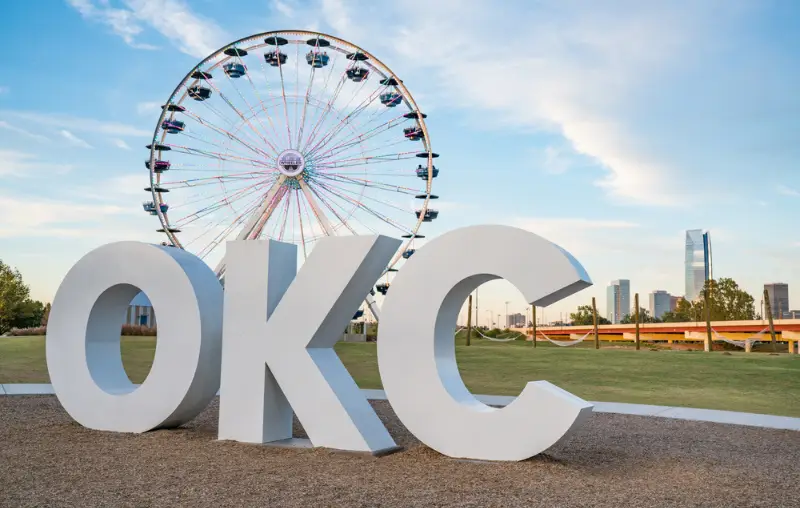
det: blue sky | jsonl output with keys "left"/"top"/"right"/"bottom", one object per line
{"left": 0, "top": 0, "right": 798, "bottom": 325}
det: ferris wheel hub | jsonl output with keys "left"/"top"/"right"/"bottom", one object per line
{"left": 277, "top": 149, "right": 306, "bottom": 178}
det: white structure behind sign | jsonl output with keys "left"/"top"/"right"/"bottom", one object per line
{"left": 44, "top": 225, "right": 593, "bottom": 461}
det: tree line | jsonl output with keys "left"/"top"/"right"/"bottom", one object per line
{"left": 0, "top": 259, "right": 49, "bottom": 335}
{"left": 569, "top": 278, "right": 757, "bottom": 325}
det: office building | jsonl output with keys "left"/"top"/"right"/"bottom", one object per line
{"left": 606, "top": 279, "right": 630, "bottom": 324}
{"left": 670, "top": 295, "right": 681, "bottom": 311}
{"left": 649, "top": 290, "right": 672, "bottom": 319}
{"left": 507, "top": 313, "right": 525, "bottom": 328}
{"left": 685, "top": 229, "right": 712, "bottom": 301}
{"left": 764, "top": 283, "right": 789, "bottom": 319}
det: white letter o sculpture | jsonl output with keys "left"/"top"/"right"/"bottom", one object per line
{"left": 378, "top": 225, "right": 595, "bottom": 461}
{"left": 46, "top": 242, "right": 223, "bottom": 433}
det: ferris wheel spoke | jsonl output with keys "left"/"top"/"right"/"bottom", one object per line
{"left": 304, "top": 83, "right": 386, "bottom": 156}
{"left": 170, "top": 179, "right": 272, "bottom": 227}
{"left": 181, "top": 109, "right": 277, "bottom": 163}
{"left": 314, "top": 138, "right": 410, "bottom": 168}
{"left": 300, "top": 69, "right": 367, "bottom": 153}
{"left": 160, "top": 170, "right": 270, "bottom": 189}
{"left": 276, "top": 52, "right": 293, "bottom": 148}
{"left": 295, "top": 189, "right": 310, "bottom": 259}
{"left": 220, "top": 58, "right": 283, "bottom": 156}
{"left": 201, "top": 78, "right": 281, "bottom": 157}
{"left": 311, "top": 179, "right": 411, "bottom": 235}
{"left": 309, "top": 114, "right": 408, "bottom": 162}
{"left": 312, "top": 175, "right": 416, "bottom": 218}
{"left": 179, "top": 86, "right": 273, "bottom": 155}
{"left": 300, "top": 179, "right": 358, "bottom": 236}
{"left": 312, "top": 172, "right": 420, "bottom": 195}
{"left": 165, "top": 143, "right": 274, "bottom": 168}
{"left": 315, "top": 151, "right": 419, "bottom": 169}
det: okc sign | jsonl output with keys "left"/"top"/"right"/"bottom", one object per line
{"left": 45, "top": 225, "right": 594, "bottom": 462}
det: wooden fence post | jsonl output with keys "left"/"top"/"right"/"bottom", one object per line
{"left": 634, "top": 293, "right": 640, "bottom": 351}
{"left": 466, "top": 294, "right": 473, "bottom": 347}
{"left": 592, "top": 297, "right": 599, "bottom": 349}
{"left": 704, "top": 285, "right": 713, "bottom": 352}
{"left": 764, "top": 289, "right": 776, "bottom": 353}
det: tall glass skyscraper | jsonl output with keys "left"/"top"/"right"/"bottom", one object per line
{"left": 649, "top": 290, "right": 672, "bottom": 320}
{"left": 685, "top": 229, "right": 711, "bottom": 301}
{"left": 606, "top": 279, "right": 630, "bottom": 324}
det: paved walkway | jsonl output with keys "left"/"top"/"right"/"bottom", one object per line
{"left": 3, "top": 384, "right": 799, "bottom": 431}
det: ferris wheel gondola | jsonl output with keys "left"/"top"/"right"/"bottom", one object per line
{"left": 144, "top": 30, "right": 439, "bottom": 321}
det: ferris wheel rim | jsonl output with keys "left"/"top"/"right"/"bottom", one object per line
{"left": 146, "top": 29, "right": 437, "bottom": 276}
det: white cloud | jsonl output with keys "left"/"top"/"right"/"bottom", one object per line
{"left": 0, "top": 150, "right": 73, "bottom": 177}
{"left": 136, "top": 101, "right": 162, "bottom": 116}
{"left": 0, "top": 121, "right": 49, "bottom": 142}
{"left": 0, "top": 86, "right": 8, "bottom": 94}
{"left": 300, "top": 0, "right": 755, "bottom": 206}
{"left": 111, "top": 138, "right": 132, "bottom": 150}
{"left": 123, "top": 0, "right": 229, "bottom": 58}
{"left": 67, "top": 0, "right": 228, "bottom": 58}
{"left": 66, "top": 0, "right": 158, "bottom": 50}
{"left": 777, "top": 184, "right": 799, "bottom": 197}
{"left": 60, "top": 129, "right": 93, "bottom": 149}
{"left": 273, "top": 0, "right": 294, "bottom": 17}
{"left": 0, "top": 110, "right": 150, "bottom": 137}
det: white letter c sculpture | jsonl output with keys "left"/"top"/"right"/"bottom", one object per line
{"left": 46, "top": 242, "right": 223, "bottom": 433}
{"left": 378, "top": 225, "right": 594, "bottom": 461}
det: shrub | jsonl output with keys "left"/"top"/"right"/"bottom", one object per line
{"left": 6, "top": 325, "right": 157, "bottom": 336}
{"left": 121, "top": 324, "right": 157, "bottom": 336}
{"left": 7, "top": 326, "right": 46, "bottom": 336}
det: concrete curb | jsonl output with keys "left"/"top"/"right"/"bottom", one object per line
{"left": 2, "top": 384, "right": 799, "bottom": 432}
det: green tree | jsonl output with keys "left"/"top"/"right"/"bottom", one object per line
{"left": 660, "top": 278, "right": 756, "bottom": 323}
{"left": 11, "top": 299, "right": 45, "bottom": 329}
{"left": 569, "top": 305, "right": 611, "bottom": 326}
{"left": 41, "top": 302, "right": 51, "bottom": 326}
{"left": 696, "top": 278, "right": 756, "bottom": 321}
{"left": 620, "top": 307, "right": 660, "bottom": 324}
{"left": 0, "top": 260, "right": 31, "bottom": 334}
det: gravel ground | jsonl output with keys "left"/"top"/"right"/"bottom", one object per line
{"left": 1, "top": 396, "right": 798, "bottom": 507}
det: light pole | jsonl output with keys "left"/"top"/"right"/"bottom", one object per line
{"left": 485, "top": 310, "right": 492, "bottom": 328}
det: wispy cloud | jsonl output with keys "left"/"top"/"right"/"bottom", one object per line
{"left": 0, "top": 150, "right": 73, "bottom": 177}
{"left": 302, "top": 0, "right": 764, "bottom": 207}
{"left": 136, "top": 101, "right": 162, "bottom": 116}
{"left": 66, "top": 0, "right": 158, "bottom": 50}
{"left": 0, "top": 86, "right": 9, "bottom": 94}
{"left": 123, "top": 0, "right": 229, "bottom": 58}
{"left": 0, "top": 110, "right": 150, "bottom": 137}
{"left": 777, "top": 184, "right": 800, "bottom": 197}
{"left": 111, "top": 138, "right": 132, "bottom": 150}
{"left": 273, "top": 0, "right": 294, "bottom": 17}
{"left": 0, "top": 121, "right": 49, "bottom": 142}
{"left": 60, "top": 129, "right": 93, "bottom": 149}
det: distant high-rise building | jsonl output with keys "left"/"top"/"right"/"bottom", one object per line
{"left": 669, "top": 295, "right": 681, "bottom": 312}
{"left": 649, "top": 290, "right": 672, "bottom": 319}
{"left": 685, "top": 229, "right": 712, "bottom": 301}
{"left": 606, "top": 279, "right": 630, "bottom": 324}
{"left": 764, "top": 283, "right": 789, "bottom": 319}
{"left": 506, "top": 313, "right": 525, "bottom": 328}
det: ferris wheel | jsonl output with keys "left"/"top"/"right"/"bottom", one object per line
{"left": 142, "top": 30, "right": 440, "bottom": 320}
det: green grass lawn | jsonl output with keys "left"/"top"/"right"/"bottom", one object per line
{"left": 2, "top": 335, "right": 799, "bottom": 417}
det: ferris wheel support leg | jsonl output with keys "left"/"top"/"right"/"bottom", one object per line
{"left": 214, "top": 175, "right": 288, "bottom": 277}
{"left": 297, "top": 178, "right": 333, "bottom": 235}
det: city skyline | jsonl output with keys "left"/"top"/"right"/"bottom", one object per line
{"left": 1, "top": 1, "right": 799, "bottom": 322}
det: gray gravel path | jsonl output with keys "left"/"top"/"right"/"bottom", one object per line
{"left": 1, "top": 396, "right": 798, "bottom": 507}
